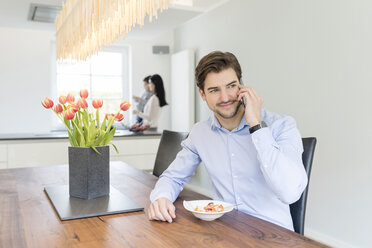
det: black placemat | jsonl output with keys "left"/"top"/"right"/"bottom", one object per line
{"left": 45, "top": 185, "right": 144, "bottom": 220}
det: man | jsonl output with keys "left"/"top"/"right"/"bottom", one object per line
{"left": 148, "top": 51, "right": 308, "bottom": 230}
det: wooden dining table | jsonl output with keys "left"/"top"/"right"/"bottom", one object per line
{"left": 0, "top": 161, "right": 329, "bottom": 248}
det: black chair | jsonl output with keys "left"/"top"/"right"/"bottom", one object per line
{"left": 290, "top": 137, "right": 317, "bottom": 235}
{"left": 152, "top": 130, "right": 189, "bottom": 177}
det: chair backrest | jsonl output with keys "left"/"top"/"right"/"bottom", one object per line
{"left": 290, "top": 137, "right": 317, "bottom": 235}
{"left": 152, "top": 130, "right": 189, "bottom": 177}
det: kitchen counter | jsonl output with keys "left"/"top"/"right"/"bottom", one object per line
{"left": 0, "top": 129, "right": 161, "bottom": 141}
{"left": 0, "top": 130, "right": 162, "bottom": 170}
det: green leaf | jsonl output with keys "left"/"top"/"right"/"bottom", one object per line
{"left": 87, "top": 120, "right": 97, "bottom": 146}
{"left": 63, "top": 119, "right": 77, "bottom": 146}
{"left": 93, "top": 129, "right": 105, "bottom": 146}
{"left": 91, "top": 146, "right": 101, "bottom": 155}
{"left": 103, "top": 127, "right": 116, "bottom": 145}
{"left": 105, "top": 116, "right": 115, "bottom": 132}
{"left": 110, "top": 142, "right": 119, "bottom": 154}
{"left": 72, "top": 119, "right": 85, "bottom": 146}
{"left": 101, "top": 117, "right": 107, "bottom": 131}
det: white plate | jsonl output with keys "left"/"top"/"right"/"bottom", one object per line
{"left": 183, "top": 200, "right": 234, "bottom": 221}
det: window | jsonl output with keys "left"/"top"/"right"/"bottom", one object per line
{"left": 54, "top": 46, "right": 130, "bottom": 127}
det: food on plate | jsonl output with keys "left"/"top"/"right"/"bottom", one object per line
{"left": 194, "top": 202, "right": 224, "bottom": 213}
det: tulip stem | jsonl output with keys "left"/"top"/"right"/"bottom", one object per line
{"left": 96, "top": 109, "right": 100, "bottom": 129}
{"left": 51, "top": 109, "right": 76, "bottom": 146}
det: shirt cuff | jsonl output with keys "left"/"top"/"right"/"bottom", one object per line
{"left": 251, "top": 127, "right": 280, "bottom": 152}
{"left": 150, "top": 190, "right": 174, "bottom": 203}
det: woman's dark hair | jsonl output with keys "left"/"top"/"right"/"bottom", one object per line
{"left": 149, "top": 74, "right": 168, "bottom": 107}
{"left": 143, "top": 75, "right": 151, "bottom": 83}
{"left": 195, "top": 51, "right": 242, "bottom": 91}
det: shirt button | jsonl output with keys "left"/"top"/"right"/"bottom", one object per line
{"left": 263, "top": 164, "right": 268, "bottom": 168}
{"left": 233, "top": 175, "right": 238, "bottom": 178}
{"left": 237, "top": 197, "right": 241, "bottom": 200}
{"left": 229, "top": 133, "right": 232, "bottom": 136}
{"left": 254, "top": 138, "right": 259, "bottom": 143}
{"left": 231, "top": 153, "right": 234, "bottom": 157}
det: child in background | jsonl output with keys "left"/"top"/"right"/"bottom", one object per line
{"left": 132, "top": 75, "right": 153, "bottom": 124}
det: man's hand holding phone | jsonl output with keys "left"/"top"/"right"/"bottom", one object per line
{"left": 148, "top": 197, "right": 176, "bottom": 223}
{"left": 237, "top": 85, "right": 263, "bottom": 127}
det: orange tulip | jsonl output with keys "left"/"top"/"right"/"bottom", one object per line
{"left": 54, "top": 104, "right": 63, "bottom": 113}
{"left": 68, "top": 103, "right": 79, "bottom": 113}
{"left": 41, "top": 97, "right": 54, "bottom": 109}
{"left": 59, "top": 95, "right": 67, "bottom": 104}
{"left": 106, "top": 113, "right": 115, "bottom": 120}
{"left": 115, "top": 113, "right": 124, "bottom": 122}
{"left": 80, "top": 89, "right": 88, "bottom": 99}
{"left": 66, "top": 93, "right": 75, "bottom": 103}
{"left": 77, "top": 98, "right": 88, "bottom": 109}
{"left": 120, "top": 101, "right": 131, "bottom": 111}
{"left": 63, "top": 109, "right": 75, "bottom": 120}
{"left": 92, "top": 99, "right": 103, "bottom": 109}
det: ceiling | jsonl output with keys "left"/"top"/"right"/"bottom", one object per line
{"left": 0, "top": 0, "right": 229, "bottom": 40}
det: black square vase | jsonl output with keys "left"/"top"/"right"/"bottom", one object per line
{"left": 68, "top": 146, "right": 110, "bottom": 200}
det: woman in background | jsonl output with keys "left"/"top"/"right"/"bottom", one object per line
{"left": 133, "top": 74, "right": 168, "bottom": 130}
{"left": 132, "top": 75, "right": 153, "bottom": 124}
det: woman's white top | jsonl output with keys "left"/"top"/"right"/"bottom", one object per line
{"left": 137, "top": 95, "right": 161, "bottom": 128}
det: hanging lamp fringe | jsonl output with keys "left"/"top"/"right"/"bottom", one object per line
{"left": 55, "top": 0, "right": 170, "bottom": 61}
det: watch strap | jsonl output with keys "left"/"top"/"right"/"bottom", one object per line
{"left": 249, "top": 123, "right": 262, "bottom": 134}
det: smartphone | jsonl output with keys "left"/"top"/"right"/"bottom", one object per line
{"left": 241, "top": 97, "right": 246, "bottom": 109}
{"left": 240, "top": 79, "right": 246, "bottom": 109}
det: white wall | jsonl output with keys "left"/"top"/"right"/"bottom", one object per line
{"left": 121, "top": 31, "right": 173, "bottom": 132}
{"left": 0, "top": 27, "right": 173, "bottom": 134}
{"left": 174, "top": 0, "right": 372, "bottom": 247}
{"left": 0, "top": 27, "right": 55, "bottom": 134}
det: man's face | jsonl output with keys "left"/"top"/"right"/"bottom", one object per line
{"left": 199, "top": 67, "right": 241, "bottom": 120}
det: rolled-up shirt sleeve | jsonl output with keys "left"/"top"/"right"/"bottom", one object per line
{"left": 150, "top": 133, "right": 201, "bottom": 203}
{"left": 251, "top": 116, "right": 308, "bottom": 204}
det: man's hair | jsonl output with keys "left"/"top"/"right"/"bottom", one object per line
{"left": 195, "top": 51, "right": 242, "bottom": 91}
{"left": 143, "top": 75, "right": 151, "bottom": 83}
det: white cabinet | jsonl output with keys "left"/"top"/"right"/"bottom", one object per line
{"left": 111, "top": 154, "right": 157, "bottom": 171}
{"left": 110, "top": 137, "right": 160, "bottom": 170}
{"left": 0, "top": 162, "right": 6, "bottom": 169}
{"left": 7, "top": 140, "right": 70, "bottom": 168}
{"left": 0, "top": 144, "right": 6, "bottom": 162}
{"left": 0, "top": 135, "right": 160, "bottom": 171}
{"left": 0, "top": 144, "right": 7, "bottom": 169}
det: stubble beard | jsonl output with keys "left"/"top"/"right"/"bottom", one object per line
{"left": 215, "top": 100, "right": 241, "bottom": 119}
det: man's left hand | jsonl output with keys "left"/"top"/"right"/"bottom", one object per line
{"left": 237, "top": 85, "right": 263, "bottom": 127}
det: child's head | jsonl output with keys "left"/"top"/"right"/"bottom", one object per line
{"left": 143, "top": 75, "right": 151, "bottom": 91}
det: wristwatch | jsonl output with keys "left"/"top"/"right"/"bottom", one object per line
{"left": 249, "top": 123, "right": 262, "bottom": 134}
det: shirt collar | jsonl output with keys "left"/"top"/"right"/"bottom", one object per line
{"left": 209, "top": 114, "right": 222, "bottom": 130}
{"left": 209, "top": 113, "right": 250, "bottom": 132}
{"left": 235, "top": 115, "right": 250, "bottom": 131}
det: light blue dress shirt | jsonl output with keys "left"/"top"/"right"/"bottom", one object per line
{"left": 150, "top": 109, "right": 308, "bottom": 230}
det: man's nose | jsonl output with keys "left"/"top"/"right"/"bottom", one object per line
{"left": 220, "top": 89, "right": 229, "bottom": 102}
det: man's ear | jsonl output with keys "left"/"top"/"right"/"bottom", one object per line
{"left": 198, "top": 88, "right": 206, "bottom": 101}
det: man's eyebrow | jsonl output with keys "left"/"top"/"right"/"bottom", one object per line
{"left": 206, "top": 80, "right": 238, "bottom": 91}
{"left": 226, "top": 80, "right": 238, "bottom": 86}
{"left": 206, "top": 86, "right": 218, "bottom": 91}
